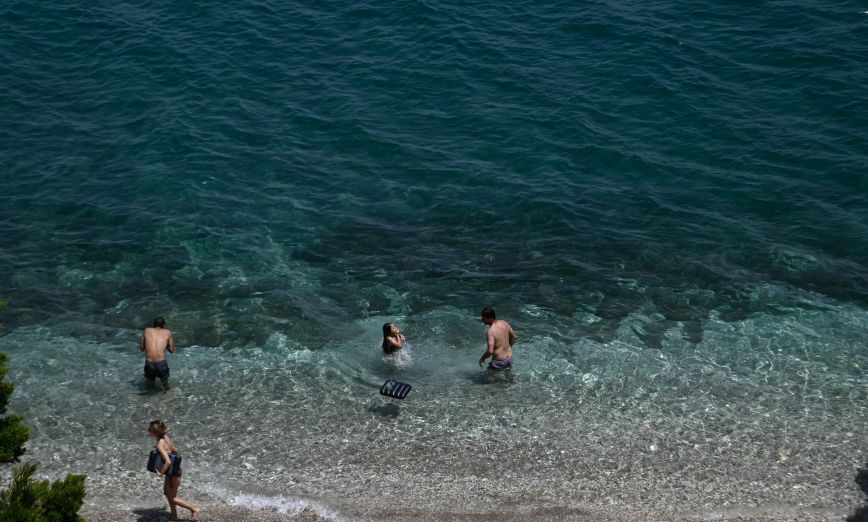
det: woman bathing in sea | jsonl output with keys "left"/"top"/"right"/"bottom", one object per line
{"left": 382, "top": 322, "right": 405, "bottom": 354}
{"left": 148, "top": 420, "right": 199, "bottom": 521}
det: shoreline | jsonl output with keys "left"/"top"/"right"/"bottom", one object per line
{"left": 80, "top": 504, "right": 329, "bottom": 521}
{"left": 79, "top": 501, "right": 853, "bottom": 522}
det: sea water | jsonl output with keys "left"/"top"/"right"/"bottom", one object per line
{"left": 0, "top": 1, "right": 866, "bottom": 520}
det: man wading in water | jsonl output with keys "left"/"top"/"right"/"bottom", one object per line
{"left": 478, "top": 307, "right": 517, "bottom": 383}
{"left": 141, "top": 317, "right": 175, "bottom": 390}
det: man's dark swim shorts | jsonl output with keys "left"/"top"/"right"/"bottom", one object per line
{"left": 144, "top": 360, "right": 170, "bottom": 380}
{"left": 487, "top": 358, "right": 513, "bottom": 372}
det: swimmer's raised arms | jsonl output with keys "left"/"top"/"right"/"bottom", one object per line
{"left": 382, "top": 322, "right": 405, "bottom": 354}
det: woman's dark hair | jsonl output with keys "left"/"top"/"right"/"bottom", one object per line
{"left": 149, "top": 420, "right": 168, "bottom": 438}
{"left": 481, "top": 308, "right": 496, "bottom": 320}
{"left": 154, "top": 317, "right": 166, "bottom": 328}
{"left": 382, "top": 323, "right": 393, "bottom": 336}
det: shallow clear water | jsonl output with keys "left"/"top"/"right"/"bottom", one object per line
{"left": 0, "top": 0, "right": 866, "bottom": 519}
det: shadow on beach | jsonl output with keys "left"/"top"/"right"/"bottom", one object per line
{"left": 848, "top": 462, "right": 868, "bottom": 522}
{"left": 367, "top": 402, "right": 401, "bottom": 418}
{"left": 132, "top": 507, "right": 172, "bottom": 521}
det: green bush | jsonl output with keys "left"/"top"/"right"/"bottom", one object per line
{"left": 0, "top": 352, "right": 28, "bottom": 461}
{"left": 0, "top": 461, "right": 86, "bottom": 522}
{"left": 0, "top": 302, "right": 87, "bottom": 520}
{"left": 0, "top": 415, "right": 29, "bottom": 462}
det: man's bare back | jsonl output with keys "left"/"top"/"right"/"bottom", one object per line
{"left": 485, "top": 320, "right": 516, "bottom": 361}
{"left": 141, "top": 317, "right": 175, "bottom": 390}
{"left": 141, "top": 326, "right": 174, "bottom": 362}
{"left": 478, "top": 307, "right": 517, "bottom": 370}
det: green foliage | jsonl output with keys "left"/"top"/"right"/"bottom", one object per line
{"left": 0, "top": 461, "right": 86, "bottom": 522}
{"left": 0, "top": 352, "right": 28, "bottom": 461}
{"left": 0, "top": 302, "right": 86, "bottom": 520}
{"left": 0, "top": 415, "right": 29, "bottom": 462}
{"left": 0, "top": 352, "right": 16, "bottom": 411}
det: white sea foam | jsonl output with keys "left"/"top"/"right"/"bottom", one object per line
{"left": 198, "top": 483, "right": 346, "bottom": 521}
{"left": 228, "top": 493, "right": 345, "bottom": 521}
{"left": 383, "top": 342, "right": 413, "bottom": 368}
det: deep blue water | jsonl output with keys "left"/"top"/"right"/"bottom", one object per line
{"left": 1, "top": 2, "right": 866, "bottom": 520}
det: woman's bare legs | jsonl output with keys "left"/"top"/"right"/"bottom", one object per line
{"left": 164, "top": 476, "right": 199, "bottom": 520}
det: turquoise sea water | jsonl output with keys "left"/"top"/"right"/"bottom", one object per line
{"left": 1, "top": 1, "right": 867, "bottom": 519}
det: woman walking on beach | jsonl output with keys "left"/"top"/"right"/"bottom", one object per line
{"left": 148, "top": 420, "right": 199, "bottom": 521}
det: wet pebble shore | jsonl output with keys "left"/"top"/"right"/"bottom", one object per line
{"left": 79, "top": 502, "right": 850, "bottom": 521}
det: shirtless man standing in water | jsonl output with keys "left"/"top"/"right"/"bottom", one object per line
{"left": 141, "top": 317, "right": 175, "bottom": 390}
{"left": 478, "top": 307, "right": 517, "bottom": 382}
